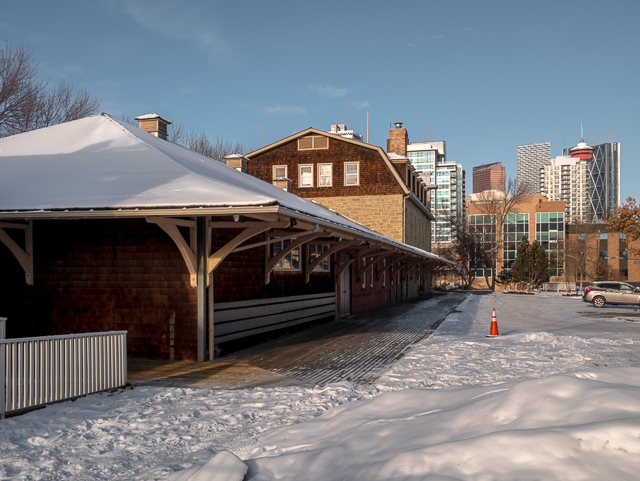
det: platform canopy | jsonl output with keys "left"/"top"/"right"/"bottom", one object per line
{"left": 0, "top": 114, "right": 451, "bottom": 265}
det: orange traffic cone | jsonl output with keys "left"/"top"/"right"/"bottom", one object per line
{"left": 488, "top": 307, "right": 499, "bottom": 337}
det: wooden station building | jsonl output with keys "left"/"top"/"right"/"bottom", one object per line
{"left": 0, "top": 114, "right": 451, "bottom": 362}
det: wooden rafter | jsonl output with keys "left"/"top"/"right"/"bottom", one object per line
{"left": 355, "top": 249, "right": 397, "bottom": 281}
{"left": 377, "top": 254, "right": 404, "bottom": 282}
{"left": 304, "top": 240, "right": 362, "bottom": 283}
{"left": 265, "top": 228, "right": 325, "bottom": 284}
{"left": 334, "top": 246, "right": 378, "bottom": 281}
{"left": 0, "top": 221, "right": 33, "bottom": 285}
{"left": 209, "top": 221, "right": 290, "bottom": 274}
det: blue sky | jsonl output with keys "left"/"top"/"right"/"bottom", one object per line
{"left": 2, "top": 0, "right": 639, "bottom": 201}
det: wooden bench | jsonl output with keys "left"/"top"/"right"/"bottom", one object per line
{"left": 214, "top": 293, "right": 336, "bottom": 343}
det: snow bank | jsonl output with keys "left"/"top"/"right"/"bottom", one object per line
{"left": 243, "top": 368, "right": 640, "bottom": 480}
{"left": 2, "top": 293, "right": 640, "bottom": 480}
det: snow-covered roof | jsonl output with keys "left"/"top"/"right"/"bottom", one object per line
{"left": 134, "top": 112, "right": 171, "bottom": 123}
{"left": 0, "top": 114, "right": 451, "bottom": 264}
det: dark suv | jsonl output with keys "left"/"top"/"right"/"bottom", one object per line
{"left": 583, "top": 281, "right": 640, "bottom": 308}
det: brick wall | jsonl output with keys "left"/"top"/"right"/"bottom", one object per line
{"left": 309, "top": 195, "right": 404, "bottom": 243}
{"left": 404, "top": 198, "right": 432, "bottom": 252}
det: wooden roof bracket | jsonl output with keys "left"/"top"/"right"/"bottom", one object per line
{"left": 304, "top": 240, "right": 362, "bottom": 283}
{"left": 147, "top": 217, "right": 290, "bottom": 286}
{"left": 265, "top": 226, "right": 323, "bottom": 284}
{"left": 0, "top": 221, "right": 33, "bottom": 285}
{"left": 376, "top": 253, "right": 404, "bottom": 282}
{"left": 147, "top": 217, "right": 199, "bottom": 286}
{"left": 334, "top": 246, "right": 378, "bottom": 281}
{"left": 209, "top": 221, "right": 291, "bottom": 276}
{"left": 354, "top": 249, "right": 393, "bottom": 282}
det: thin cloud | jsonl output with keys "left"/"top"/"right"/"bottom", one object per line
{"left": 309, "top": 85, "right": 348, "bottom": 98}
{"left": 348, "top": 100, "right": 370, "bottom": 110}
{"left": 432, "top": 35, "right": 443, "bottom": 39}
{"left": 264, "top": 105, "right": 306, "bottom": 116}
{"left": 103, "top": 0, "right": 228, "bottom": 61}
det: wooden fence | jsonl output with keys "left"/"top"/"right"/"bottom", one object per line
{"left": 0, "top": 331, "right": 127, "bottom": 419}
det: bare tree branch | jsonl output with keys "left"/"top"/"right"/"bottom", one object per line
{"left": 0, "top": 42, "right": 101, "bottom": 137}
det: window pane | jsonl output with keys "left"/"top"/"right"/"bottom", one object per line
{"left": 300, "top": 166, "right": 313, "bottom": 187}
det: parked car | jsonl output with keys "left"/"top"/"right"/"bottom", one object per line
{"left": 582, "top": 281, "right": 640, "bottom": 308}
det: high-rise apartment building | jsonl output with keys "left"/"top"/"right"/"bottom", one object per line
{"left": 517, "top": 142, "right": 551, "bottom": 192}
{"left": 562, "top": 141, "right": 620, "bottom": 221}
{"left": 540, "top": 156, "right": 590, "bottom": 223}
{"left": 472, "top": 162, "right": 505, "bottom": 193}
{"left": 406, "top": 140, "right": 465, "bottom": 244}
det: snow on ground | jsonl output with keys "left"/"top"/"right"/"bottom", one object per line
{"left": 2, "top": 293, "right": 640, "bottom": 480}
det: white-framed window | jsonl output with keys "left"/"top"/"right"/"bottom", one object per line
{"left": 273, "top": 239, "right": 301, "bottom": 271}
{"left": 345, "top": 162, "right": 359, "bottom": 186}
{"left": 273, "top": 165, "right": 287, "bottom": 180}
{"left": 299, "top": 164, "right": 313, "bottom": 187}
{"left": 318, "top": 163, "right": 332, "bottom": 187}
{"left": 309, "top": 244, "right": 330, "bottom": 272}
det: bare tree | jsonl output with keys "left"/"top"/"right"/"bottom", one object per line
{"left": 446, "top": 214, "right": 490, "bottom": 289}
{"left": 469, "top": 178, "right": 533, "bottom": 290}
{"left": 0, "top": 43, "right": 100, "bottom": 137}
{"left": 177, "top": 127, "right": 246, "bottom": 162}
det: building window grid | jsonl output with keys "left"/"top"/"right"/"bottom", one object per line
{"left": 535, "top": 212, "right": 565, "bottom": 276}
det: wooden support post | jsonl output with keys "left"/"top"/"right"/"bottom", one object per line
{"left": 196, "top": 216, "right": 208, "bottom": 362}
{"left": 0, "top": 221, "right": 33, "bottom": 285}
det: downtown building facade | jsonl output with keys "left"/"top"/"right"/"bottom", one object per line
{"left": 405, "top": 139, "right": 466, "bottom": 245}
{"left": 472, "top": 161, "right": 505, "bottom": 193}
{"left": 560, "top": 140, "right": 620, "bottom": 221}
{"left": 540, "top": 155, "right": 590, "bottom": 223}
{"left": 517, "top": 141, "right": 551, "bottom": 193}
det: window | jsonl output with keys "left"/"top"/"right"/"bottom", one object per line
{"left": 298, "top": 135, "right": 328, "bottom": 150}
{"left": 370, "top": 263, "right": 374, "bottom": 288}
{"left": 273, "top": 239, "right": 300, "bottom": 271}
{"left": 299, "top": 165, "right": 313, "bottom": 187}
{"left": 345, "top": 162, "right": 359, "bottom": 186}
{"left": 318, "top": 164, "right": 332, "bottom": 187}
{"left": 273, "top": 165, "right": 287, "bottom": 180}
{"left": 309, "top": 244, "right": 330, "bottom": 272}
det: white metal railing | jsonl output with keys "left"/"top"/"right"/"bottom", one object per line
{"left": 0, "top": 331, "right": 127, "bottom": 419}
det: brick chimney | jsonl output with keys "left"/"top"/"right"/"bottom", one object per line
{"left": 387, "top": 122, "right": 408, "bottom": 156}
{"left": 135, "top": 113, "right": 171, "bottom": 140}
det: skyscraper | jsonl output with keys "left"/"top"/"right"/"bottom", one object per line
{"left": 406, "top": 140, "right": 465, "bottom": 244}
{"left": 561, "top": 140, "right": 620, "bottom": 221}
{"left": 472, "top": 162, "right": 505, "bottom": 193}
{"left": 517, "top": 142, "right": 551, "bottom": 192}
{"left": 540, "top": 155, "right": 591, "bottom": 223}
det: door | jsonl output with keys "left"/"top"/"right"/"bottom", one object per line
{"left": 339, "top": 263, "right": 351, "bottom": 316}
{"left": 619, "top": 283, "right": 637, "bottom": 304}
